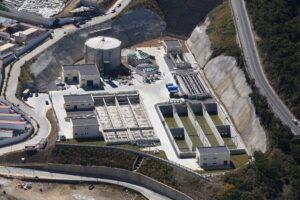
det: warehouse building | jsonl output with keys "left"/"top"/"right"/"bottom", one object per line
{"left": 62, "top": 64, "right": 101, "bottom": 88}
{"left": 0, "top": 130, "right": 13, "bottom": 139}
{"left": 0, "top": 120, "right": 26, "bottom": 130}
{"left": 196, "top": 146, "right": 230, "bottom": 169}
{"left": 63, "top": 94, "right": 94, "bottom": 111}
{"left": 0, "top": 105, "right": 11, "bottom": 113}
{"left": 0, "top": 113, "right": 21, "bottom": 121}
{"left": 71, "top": 117, "right": 101, "bottom": 139}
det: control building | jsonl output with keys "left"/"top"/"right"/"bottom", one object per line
{"left": 71, "top": 117, "right": 101, "bottom": 139}
{"left": 63, "top": 94, "right": 94, "bottom": 111}
{"left": 85, "top": 36, "right": 121, "bottom": 74}
{"left": 196, "top": 146, "right": 230, "bottom": 169}
{"left": 62, "top": 64, "right": 100, "bottom": 88}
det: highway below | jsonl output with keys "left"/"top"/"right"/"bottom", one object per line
{"left": 230, "top": 0, "right": 300, "bottom": 135}
{"left": 0, "top": 0, "right": 131, "bottom": 155}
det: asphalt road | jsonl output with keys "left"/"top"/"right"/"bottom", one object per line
{"left": 230, "top": 0, "right": 300, "bottom": 135}
{"left": 0, "top": 0, "right": 131, "bottom": 155}
{"left": 0, "top": 166, "right": 170, "bottom": 200}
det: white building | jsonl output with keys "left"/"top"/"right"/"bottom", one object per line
{"left": 62, "top": 64, "right": 101, "bottom": 88}
{"left": 0, "top": 113, "right": 21, "bottom": 121}
{"left": 71, "top": 117, "right": 101, "bottom": 139}
{"left": 0, "top": 120, "right": 26, "bottom": 130}
{"left": 13, "top": 27, "right": 40, "bottom": 44}
{"left": 196, "top": 146, "right": 230, "bottom": 169}
{"left": 63, "top": 94, "right": 94, "bottom": 111}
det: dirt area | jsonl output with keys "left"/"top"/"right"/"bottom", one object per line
{"left": 0, "top": 177, "right": 146, "bottom": 200}
{"left": 45, "top": 109, "right": 59, "bottom": 149}
{"left": 130, "top": 35, "right": 189, "bottom": 53}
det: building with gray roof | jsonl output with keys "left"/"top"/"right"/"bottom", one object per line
{"left": 63, "top": 94, "right": 94, "bottom": 111}
{"left": 196, "top": 146, "right": 230, "bottom": 169}
{"left": 70, "top": 117, "right": 101, "bottom": 139}
{"left": 62, "top": 64, "right": 100, "bottom": 89}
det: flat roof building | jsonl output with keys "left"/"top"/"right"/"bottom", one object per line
{"left": 196, "top": 146, "right": 230, "bottom": 169}
{"left": 71, "top": 117, "right": 101, "bottom": 139}
{"left": 0, "top": 113, "right": 21, "bottom": 121}
{"left": 63, "top": 94, "right": 94, "bottom": 111}
{"left": 0, "top": 120, "right": 26, "bottom": 130}
{"left": 0, "top": 130, "right": 13, "bottom": 139}
{"left": 162, "top": 39, "right": 182, "bottom": 54}
{"left": 62, "top": 64, "right": 101, "bottom": 89}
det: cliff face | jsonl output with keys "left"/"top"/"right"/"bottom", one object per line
{"left": 187, "top": 21, "right": 267, "bottom": 153}
{"left": 27, "top": 9, "right": 166, "bottom": 92}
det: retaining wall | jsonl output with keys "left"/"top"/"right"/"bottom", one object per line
{"left": 18, "top": 163, "right": 192, "bottom": 200}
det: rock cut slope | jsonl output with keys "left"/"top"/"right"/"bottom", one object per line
{"left": 187, "top": 19, "right": 266, "bottom": 153}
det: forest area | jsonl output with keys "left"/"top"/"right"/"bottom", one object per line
{"left": 206, "top": 1, "right": 300, "bottom": 199}
{"left": 246, "top": 0, "right": 300, "bottom": 119}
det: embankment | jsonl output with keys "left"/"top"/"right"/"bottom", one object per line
{"left": 187, "top": 19, "right": 266, "bottom": 154}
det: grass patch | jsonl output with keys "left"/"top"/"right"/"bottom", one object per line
{"left": 230, "top": 153, "right": 250, "bottom": 168}
{"left": 196, "top": 116, "right": 219, "bottom": 146}
{"left": 210, "top": 115, "right": 222, "bottom": 126}
{"left": 164, "top": 116, "right": 178, "bottom": 128}
{"left": 207, "top": 0, "right": 240, "bottom": 58}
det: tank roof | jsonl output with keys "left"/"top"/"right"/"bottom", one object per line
{"left": 85, "top": 36, "right": 121, "bottom": 50}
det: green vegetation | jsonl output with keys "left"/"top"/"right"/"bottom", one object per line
{"left": 65, "top": 139, "right": 167, "bottom": 159}
{"left": 207, "top": 1, "right": 300, "bottom": 199}
{"left": 246, "top": 0, "right": 300, "bottom": 119}
{"left": 223, "top": 137, "right": 236, "bottom": 150}
{"left": 180, "top": 116, "right": 203, "bottom": 148}
{"left": 164, "top": 116, "right": 178, "bottom": 128}
{"left": 210, "top": 115, "right": 222, "bottom": 126}
{"left": 175, "top": 139, "right": 190, "bottom": 152}
{"left": 196, "top": 116, "right": 219, "bottom": 146}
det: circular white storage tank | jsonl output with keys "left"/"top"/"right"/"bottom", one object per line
{"left": 85, "top": 36, "right": 122, "bottom": 74}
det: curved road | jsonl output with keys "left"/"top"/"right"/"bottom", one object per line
{"left": 230, "top": 0, "right": 300, "bottom": 135}
{"left": 0, "top": 0, "right": 131, "bottom": 155}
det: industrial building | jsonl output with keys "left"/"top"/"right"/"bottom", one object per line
{"left": 0, "top": 120, "right": 26, "bottom": 130}
{"left": 196, "top": 146, "right": 230, "bottom": 169}
{"left": 62, "top": 64, "right": 101, "bottom": 88}
{"left": 163, "top": 39, "right": 191, "bottom": 69}
{"left": 85, "top": 36, "right": 122, "bottom": 74}
{"left": 127, "top": 50, "right": 150, "bottom": 67}
{"left": 0, "top": 105, "right": 11, "bottom": 113}
{"left": 71, "top": 117, "right": 101, "bottom": 139}
{"left": 63, "top": 94, "right": 94, "bottom": 111}
{"left": 13, "top": 27, "right": 41, "bottom": 44}
{"left": 136, "top": 63, "right": 158, "bottom": 78}
{"left": 0, "top": 130, "right": 13, "bottom": 139}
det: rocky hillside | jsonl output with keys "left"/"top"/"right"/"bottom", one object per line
{"left": 187, "top": 19, "right": 267, "bottom": 153}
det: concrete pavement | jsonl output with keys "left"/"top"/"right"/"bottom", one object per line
{"left": 0, "top": 166, "right": 170, "bottom": 200}
{"left": 230, "top": 0, "right": 300, "bottom": 135}
{"left": 1, "top": 0, "right": 132, "bottom": 155}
